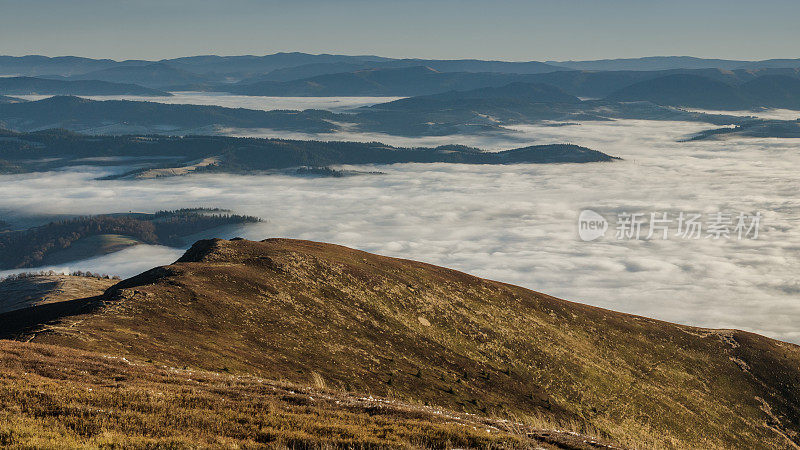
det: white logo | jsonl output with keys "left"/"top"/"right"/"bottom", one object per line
{"left": 578, "top": 210, "right": 608, "bottom": 241}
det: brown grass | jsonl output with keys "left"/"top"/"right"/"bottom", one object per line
{"left": 0, "top": 274, "right": 117, "bottom": 315}
{"left": 8, "top": 238, "right": 800, "bottom": 448}
{"left": 0, "top": 340, "right": 613, "bottom": 449}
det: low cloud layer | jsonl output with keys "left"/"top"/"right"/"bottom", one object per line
{"left": 2, "top": 117, "right": 799, "bottom": 342}
{"left": 683, "top": 107, "right": 800, "bottom": 121}
{"left": 16, "top": 93, "right": 404, "bottom": 113}
{"left": 0, "top": 245, "right": 185, "bottom": 280}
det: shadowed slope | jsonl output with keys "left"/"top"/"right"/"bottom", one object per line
{"left": 14, "top": 238, "right": 800, "bottom": 448}
{"left": 741, "top": 75, "right": 800, "bottom": 109}
{"left": 0, "top": 76, "right": 168, "bottom": 96}
{"left": 605, "top": 74, "right": 751, "bottom": 109}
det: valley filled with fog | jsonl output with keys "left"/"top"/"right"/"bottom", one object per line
{"left": 1, "top": 96, "right": 798, "bottom": 342}
{"left": 14, "top": 92, "right": 404, "bottom": 113}
{"left": 8, "top": 0, "right": 800, "bottom": 444}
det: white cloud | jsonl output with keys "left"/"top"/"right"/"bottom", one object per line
{"left": 14, "top": 93, "right": 404, "bottom": 113}
{"left": 0, "top": 245, "right": 185, "bottom": 280}
{"left": 681, "top": 107, "right": 800, "bottom": 121}
{"left": 2, "top": 118, "right": 800, "bottom": 343}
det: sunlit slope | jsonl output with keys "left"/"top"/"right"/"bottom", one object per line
{"left": 1, "top": 340, "right": 618, "bottom": 449}
{"left": 17, "top": 238, "right": 800, "bottom": 448}
{"left": 0, "top": 274, "right": 116, "bottom": 315}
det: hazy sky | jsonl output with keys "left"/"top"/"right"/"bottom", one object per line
{"left": 1, "top": 0, "right": 799, "bottom": 61}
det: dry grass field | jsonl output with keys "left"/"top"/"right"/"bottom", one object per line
{"left": 0, "top": 340, "right": 613, "bottom": 449}
{"left": 3, "top": 238, "right": 800, "bottom": 448}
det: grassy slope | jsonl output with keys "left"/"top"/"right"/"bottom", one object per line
{"left": 12, "top": 238, "right": 800, "bottom": 448}
{"left": 0, "top": 275, "right": 117, "bottom": 314}
{"left": 1, "top": 340, "right": 615, "bottom": 449}
{"left": 38, "top": 234, "right": 143, "bottom": 266}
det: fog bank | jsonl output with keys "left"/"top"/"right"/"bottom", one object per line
{"left": 2, "top": 119, "right": 799, "bottom": 342}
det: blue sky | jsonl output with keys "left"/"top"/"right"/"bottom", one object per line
{"left": 1, "top": 0, "right": 798, "bottom": 61}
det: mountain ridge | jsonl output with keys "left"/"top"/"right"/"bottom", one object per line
{"left": 606, "top": 73, "right": 800, "bottom": 109}
{"left": 0, "top": 76, "right": 169, "bottom": 96}
{"left": 0, "top": 128, "right": 617, "bottom": 177}
{"left": 8, "top": 237, "right": 800, "bottom": 448}
{"left": 0, "top": 338, "right": 614, "bottom": 448}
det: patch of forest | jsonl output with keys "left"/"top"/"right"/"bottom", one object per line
{"left": 0, "top": 208, "right": 261, "bottom": 269}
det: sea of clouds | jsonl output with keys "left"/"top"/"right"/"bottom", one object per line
{"left": 1, "top": 97, "right": 799, "bottom": 343}
{"left": 15, "top": 92, "right": 404, "bottom": 113}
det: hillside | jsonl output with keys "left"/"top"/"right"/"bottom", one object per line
{"left": 163, "top": 52, "right": 391, "bottom": 79}
{"left": 740, "top": 75, "right": 800, "bottom": 109}
{"left": 200, "top": 66, "right": 800, "bottom": 103}
{"left": 0, "top": 53, "right": 563, "bottom": 82}
{"left": 237, "top": 66, "right": 800, "bottom": 99}
{"left": 0, "top": 96, "right": 338, "bottom": 134}
{"left": 549, "top": 56, "right": 750, "bottom": 71}
{"left": 0, "top": 340, "right": 614, "bottom": 449}
{"left": 0, "top": 273, "right": 117, "bottom": 315}
{"left": 0, "top": 209, "right": 261, "bottom": 269}
{"left": 358, "top": 87, "right": 747, "bottom": 135}
{"left": 550, "top": 56, "right": 800, "bottom": 71}
{"left": 7, "top": 238, "right": 800, "bottom": 448}
{"left": 0, "top": 95, "right": 24, "bottom": 104}
{"left": 688, "top": 120, "right": 800, "bottom": 140}
{"left": 504, "top": 67, "right": 761, "bottom": 98}
{"left": 0, "top": 55, "right": 130, "bottom": 77}
{"left": 606, "top": 73, "right": 800, "bottom": 109}
{"left": 0, "top": 92, "right": 758, "bottom": 138}
{"left": 227, "top": 66, "right": 538, "bottom": 97}
{"left": 0, "top": 128, "right": 617, "bottom": 176}
{"left": 68, "top": 63, "right": 211, "bottom": 88}
{"left": 375, "top": 82, "right": 581, "bottom": 111}
{"left": 0, "top": 76, "right": 169, "bottom": 96}
{"left": 605, "top": 74, "right": 753, "bottom": 109}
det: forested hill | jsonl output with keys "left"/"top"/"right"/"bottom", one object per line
{"left": 0, "top": 209, "right": 261, "bottom": 269}
{"left": 0, "top": 128, "right": 618, "bottom": 176}
{"left": 605, "top": 73, "right": 800, "bottom": 109}
{"left": 0, "top": 76, "right": 169, "bottom": 96}
{"left": 0, "top": 96, "right": 338, "bottom": 134}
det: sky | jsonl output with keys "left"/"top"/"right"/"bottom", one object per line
{"left": 1, "top": 0, "right": 799, "bottom": 61}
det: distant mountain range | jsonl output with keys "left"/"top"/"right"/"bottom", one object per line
{"left": 5, "top": 65, "right": 800, "bottom": 103}
{"left": 0, "top": 53, "right": 388, "bottom": 79}
{"left": 379, "top": 82, "right": 581, "bottom": 108}
{"left": 1, "top": 74, "right": 796, "bottom": 139}
{"left": 547, "top": 55, "right": 800, "bottom": 71}
{"left": 225, "top": 66, "right": 545, "bottom": 97}
{"left": 224, "top": 66, "right": 800, "bottom": 99}
{"left": 3, "top": 53, "right": 800, "bottom": 87}
{"left": 0, "top": 53, "right": 564, "bottom": 81}
{"left": 251, "top": 57, "right": 565, "bottom": 81}
{"left": 4, "top": 53, "right": 800, "bottom": 104}
{"left": 0, "top": 90, "right": 749, "bottom": 139}
{"left": 0, "top": 86, "right": 772, "bottom": 139}
{"left": 0, "top": 95, "right": 338, "bottom": 134}
{"left": 606, "top": 73, "right": 800, "bottom": 109}
{"left": 0, "top": 55, "right": 142, "bottom": 77}
{"left": 0, "top": 76, "right": 169, "bottom": 96}
{"left": 356, "top": 82, "right": 758, "bottom": 136}
{"left": 63, "top": 62, "right": 210, "bottom": 88}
